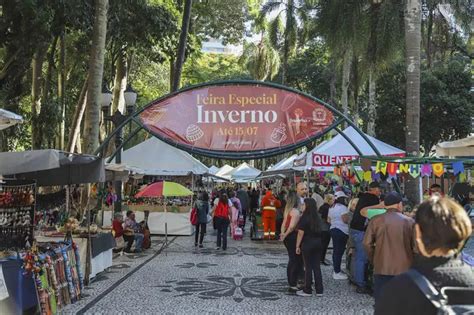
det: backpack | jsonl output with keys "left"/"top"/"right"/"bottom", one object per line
{"left": 214, "top": 203, "right": 229, "bottom": 219}
{"left": 190, "top": 207, "right": 198, "bottom": 225}
{"left": 406, "top": 269, "right": 474, "bottom": 315}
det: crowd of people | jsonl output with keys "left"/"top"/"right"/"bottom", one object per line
{"left": 191, "top": 181, "right": 473, "bottom": 313}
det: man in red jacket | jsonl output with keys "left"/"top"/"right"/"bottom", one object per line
{"left": 261, "top": 189, "right": 281, "bottom": 240}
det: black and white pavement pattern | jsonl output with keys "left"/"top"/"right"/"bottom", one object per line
{"left": 60, "top": 229, "right": 474, "bottom": 315}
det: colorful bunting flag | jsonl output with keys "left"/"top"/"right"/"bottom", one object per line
{"left": 409, "top": 164, "right": 420, "bottom": 178}
{"left": 399, "top": 164, "right": 410, "bottom": 173}
{"left": 421, "top": 164, "right": 432, "bottom": 177}
{"left": 373, "top": 171, "right": 381, "bottom": 181}
{"left": 387, "top": 163, "right": 398, "bottom": 176}
{"left": 363, "top": 171, "right": 372, "bottom": 182}
{"left": 361, "top": 158, "right": 372, "bottom": 172}
{"left": 452, "top": 161, "right": 464, "bottom": 176}
{"left": 432, "top": 163, "right": 444, "bottom": 177}
{"left": 376, "top": 161, "right": 387, "bottom": 175}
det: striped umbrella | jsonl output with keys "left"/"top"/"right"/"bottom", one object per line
{"left": 135, "top": 181, "right": 192, "bottom": 198}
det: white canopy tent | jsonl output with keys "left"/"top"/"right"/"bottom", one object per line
{"left": 215, "top": 164, "right": 235, "bottom": 180}
{"left": 268, "top": 154, "right": 298, "bottom": 171}
{"left": 229, "top": 162, "right": 261, "bottom": 183}
{"left": 208, "top": 165, "right": 220, "bottom": 175}
{"left": 435, "top": 136, "right": 474, "bottom": 157}
{"left": 305, "top": 127, "right": 405, "bottom": 170}
{"left": 112, "top": 137, "right": 208, "bottom": 176}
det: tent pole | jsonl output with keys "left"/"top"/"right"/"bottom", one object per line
{"left": 65, "top": 185, "right": 70, "bottom": 215}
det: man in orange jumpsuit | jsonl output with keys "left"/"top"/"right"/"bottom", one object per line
{"left": 261, "top": 189, "right": 281, "bottom": 240}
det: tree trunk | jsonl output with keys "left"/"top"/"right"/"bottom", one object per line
{"left": 169, "top": 57, "right": 175, "bottom": 92}
{"left": 351, "top": 55, "right": 359, "bottom": 125}
{"left": 83, "top": 0, "right": 109, "bottom": 154}
{"left": 31, "top": 46, "right": 47, "bottom": 149}
{"left": 112, "top": 47, "right": 127, "bottom": 113}
{"left": 281, "top": 0, "right": 294, "bottom": 85}
{"left": 172, "top": 0, "right": 192, "bottom": 92}
{"left": 43, "top": 37, "right": 58, "bottom": 103}
{"left": 67, "top": 78, "right": 88, "bottom": 153}
{"left": 426, "top": 8, "right": 433, "bottom": 68}
{"left": 58, "top": 32, "right": 66, "bottom": 150}
{"left": 404, "top": 0, "right": 421, "bottom": 204}
{"left": 329, "top": 59, "right": 337, "bottom": 107}
{"left": 341, "top": 47, "right": 353, "bottom": 122}
{"left": 367, "top": 68, "right": 377, "bottom": 136}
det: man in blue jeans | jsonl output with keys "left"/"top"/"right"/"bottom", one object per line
{"left": 349, "top": 182, "right": 381, "bottom": 294}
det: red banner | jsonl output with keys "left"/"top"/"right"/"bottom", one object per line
{"left": 312, "top": 153, "right": 358, "bottom": 167}
{"left": 140, "top": 84, "right": 334, "bottom": 158}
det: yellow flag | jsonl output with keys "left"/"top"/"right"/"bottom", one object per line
{"left": 376, "top": 161, "right": 387, "bottom": 175}
{"left": 432, "top": 163, "right": 444, "bottom": 177}
{"left": 364, "top": 171, "right": 372, "bottom": 182}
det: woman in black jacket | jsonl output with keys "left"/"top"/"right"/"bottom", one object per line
{"left": 295, "top": 198, "right": 325, "bottom": 297}
{"left": 318, "top": 194, "right": 334, "bottom": 265}
{"left": 375, "top": 196, "right": 473, "bottom": 315}
{"left": 194, "top": 192, "right": 209, "bottom": 247}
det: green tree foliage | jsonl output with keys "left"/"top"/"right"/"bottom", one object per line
{"left": 374, "top": 57, "right": 473, "bottom": 153}
{"left": 285, "top": 41, "right": 332, "bottom": 102}
{"left": 182, "top": 53, "right": 250, "bottom": 85}
{"left": 191, "top": 0, "right": 250, "bottom": 44}
{"left": 239, "top": 37, "right": 280, "bottom": 81}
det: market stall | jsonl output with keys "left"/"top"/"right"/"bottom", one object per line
{"left": 306, "top": 126, "right": 405, "bottom": 170}
{"left": 0, "top": 179, "right": 84, "bottom": 314}
{"left": 0, "top": 149, "right": 111, "bottom": 312}
{"left": 103, "top": 181, "right": 194, "bottom": 235}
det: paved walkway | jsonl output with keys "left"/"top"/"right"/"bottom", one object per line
{"left": 61, "top": 230, "right": 474, "bottom": 315}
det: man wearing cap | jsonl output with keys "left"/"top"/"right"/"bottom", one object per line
{"left": 363, "top": 192, "right": 415, "bottom": 301}
{"left": 350, "top": 182, "right": 381, "bottom": 294}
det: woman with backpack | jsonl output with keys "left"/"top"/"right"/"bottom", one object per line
{"left": 193, "top": 192, "right": 210, "bottom": 248}
{"left": 375, "top": 196, "right": 473, "bottom": 314}
{"left": 295, "top": 198, "right": 325, "bottom": 297}
{"left": 214, "top": 193, "right": 232, "bottom": 250}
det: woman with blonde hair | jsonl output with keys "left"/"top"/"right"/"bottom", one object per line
{"left": 280, "top": 190, "right": 303, "bottom": 292}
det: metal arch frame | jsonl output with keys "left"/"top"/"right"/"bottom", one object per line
{"left": 95, "top": 80, "right": 382, "bottom": 160}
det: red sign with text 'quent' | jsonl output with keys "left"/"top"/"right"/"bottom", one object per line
{"left": 139, "top": 84, "right": 334, "bottom": 158}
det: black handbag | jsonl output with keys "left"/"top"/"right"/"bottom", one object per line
{"left": 406, "top": 269, "right": 474, "bottom": 315}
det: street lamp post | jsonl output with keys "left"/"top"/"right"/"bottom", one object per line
{"left": 101, "top": 84, "right": 137, "bottom": 213}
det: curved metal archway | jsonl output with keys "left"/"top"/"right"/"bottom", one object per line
{"left": 95, "top": 80, "right": 382, "bottom": 162}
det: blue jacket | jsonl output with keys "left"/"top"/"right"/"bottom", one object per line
{"left": 195, "top": 200, "right": 209, "bottom": 224}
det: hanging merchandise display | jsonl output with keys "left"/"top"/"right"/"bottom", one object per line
{"left": 21, "top": 242, "right": 83, "bottom": 315}
{"left": 0, "top": 180, "right": 36, "bottom": 250}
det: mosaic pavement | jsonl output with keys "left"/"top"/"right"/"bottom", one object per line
{"left": 60, "top": 228, "right": 474, "bottom": 315}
